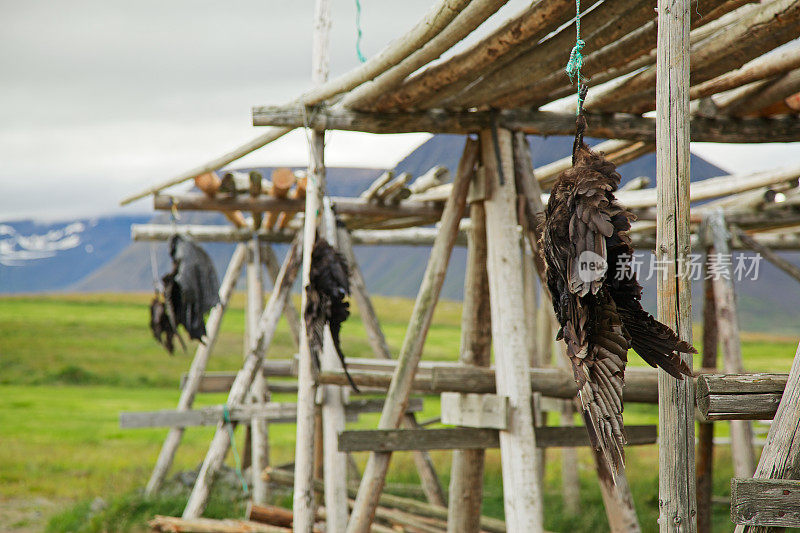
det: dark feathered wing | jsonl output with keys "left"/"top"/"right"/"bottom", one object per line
{"left": 542, "top": 139, "right": 696, "bottom": 476}
{"left": 305, "top": 238, "right": 359, "bottom": 392}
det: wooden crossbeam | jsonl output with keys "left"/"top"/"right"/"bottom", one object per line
{"left": 121, "top": 399, "right": 423, "bottom": 429}
{"left": 338, "top": 426, "right": 657, "bottom": 452}
{"left": 731, "top": 478, "right": 800, "bottom": 527}
{"left": 252, "top": 104, "right": 800, "bottom": 143}
{"left": 696, "top": 373, "right": 787, "bottom": 421}
{"left": 121, "top": 403, "right": 299, "bottom": 429}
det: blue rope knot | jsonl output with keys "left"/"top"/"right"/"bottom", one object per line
{"left": 565, "top": 39, "right": 585, "bottom": 83}
{"left": 222, "top": 405, "right": 249, "bottom": 494}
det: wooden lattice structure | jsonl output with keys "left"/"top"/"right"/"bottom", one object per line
{"left": 120, "top": 0, "right": 800, "bottom": 531}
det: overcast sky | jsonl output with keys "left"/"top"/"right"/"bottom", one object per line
{"left": 1, "top": 1, "right": 797, "bottom": 221}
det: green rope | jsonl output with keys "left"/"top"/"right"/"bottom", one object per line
{"left": 222, "top": 405, "right": 249, "bottom": 494}
{"left": 564, "top": 0, "right": 586, "bottom": 114}
{"left": 355, "top": 0, "right": 366, "bottom": 63}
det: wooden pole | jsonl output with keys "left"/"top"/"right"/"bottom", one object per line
{"left": 260, "top": 243, "right": 301, "bottom": 349}
{"left": 319, "top": 198, "right": 350, "bottom": 530}
{"left": 655, "top": 0, "right": 697, "bottom": 528}
{"left": 248, "top": 239, "right": 270, "bottom": 505}
{"left": 447, "top": 197, "right": 491, "bottom": 533}
{"left": 337, "top": 224, "right": 447, "bottom": 507}
{"left": 144, "top": 244, "right": 247, "bottom": 496}
{"left": 707, "top": 211, "right": 756, "bottom": 479}
{"left": 293, "top": 0, "right": 331, "bottom": 529}
{"left": 696, "top": 242, "right": 719, "bottom": 533}
{"left": 481, "top": 127, "right": 544, "bottom": 531}
{"left": 182, "top": 236, "right": 302, "bottom": 519}
{"left": 734, "top": 342, "right": 800, "bottom": 533}
{"left": 735, "top": 229, "right": 800, "bottom": 285}
{"left": 345, "top": 138, "right": 478, "bottom": 533}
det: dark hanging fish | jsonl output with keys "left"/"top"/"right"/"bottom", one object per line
{"left": 150, "top": 235, "right": 220, "bottom": 353}
{"left": 149, "top": 294, "right": 186, "bottom": 355}
{"left": 540, "top": 114, "right": 696, "bottom": 476}
{"left": 305, "top": 238, "right": 359, "bottom": 392}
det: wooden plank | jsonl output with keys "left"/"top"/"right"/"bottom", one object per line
{"left": 149, "top": 515, "right": 290, "bottom": 533}
{"left": 655, "top": 0, "right": 697, "bottom": 529}
{"left": 481, "top": 127, "right": 543, "bottom": 531}
{"left": 123, "top": 398, "right": 422, "bottom": 428}
{"left": 731, "top": 478, "right": 800, "bottom": 528}
{"left": 144, "top": 244, "right": 247, "bottom": 496}
{"left": 345, "top": 138, "right": 477, "bottom": 533}
{"left": 121, "top": 403, "right": 299, "bottom": 429}
{"left": 440, "top": 392, "right": 508, "bottom": 430}
{"left": 251, "top": 105, "right": 800, "bottom": 143}
{"left": 734, "top": 342, "right": 800, "bottom": 533}
{"left": 339, "top": 426, "right": 658, "bottom": 452}
{"left": 707, "top": 210, "right": 755, "bottom": 477}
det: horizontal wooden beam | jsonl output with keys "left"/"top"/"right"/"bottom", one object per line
{"left": 252, "top": 104, "right": 800, "bottom": 143}
{"left": 133, "top": 224, "right": 469, "bottom": 248}
{"left": 731, "top": 478, "right": 800, "bottom": 527}
{"left": 120, "top": 398, "right": 423, "bottom": 429}
{"left": 338, "top": 425, "right": 657, "bottom": 452}
{"left": 696, "top": 373, "right": 787, "bottom": 420}
{"left": 320, "top": 366, "right": 660, "bottom": 403}
{"left": 120, "top": 403, "right": 299, "bottom": 429}
{"left": 154, "top": 193, "right": 443, "bottom": 220}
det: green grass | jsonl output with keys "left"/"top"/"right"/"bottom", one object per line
{"left": 0, "top": 293, "right": 798, "bottom": 532}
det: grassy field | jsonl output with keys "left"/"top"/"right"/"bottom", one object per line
{"left": 1, "top": 293, "right": 798, "bottom": 532}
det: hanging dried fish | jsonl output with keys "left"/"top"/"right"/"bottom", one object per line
{"left": 150, "top": 235, "right": 220, "bottom": 353}
{"left": 305, "top": 238, "right": 359, "bottom": 392}
{"left": 541, "top": 111, "right": 696, "bottom": 477}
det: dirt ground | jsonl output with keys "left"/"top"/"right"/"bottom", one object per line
{"left": 0, "top": 497, "right": 60, "bottom": 532}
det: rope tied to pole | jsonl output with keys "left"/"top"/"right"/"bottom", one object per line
{"left": 222, "top": 405, "right": 249, "bottom": 494}
{"left": 565, "top": 0, "right": 586, "bottom": 115}
{"left": 355, "top": 0, "right": 366, "bottom": 63}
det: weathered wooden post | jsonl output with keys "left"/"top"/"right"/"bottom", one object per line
{"left": 655, "top": 0, "right": 697, "bottom": 528}
{"left": 707, "top": 210, "right": 756, "bottom": 478}
{"left": 319, "top": 198, "right": 349, "bottom": 530}
{"left": 696, "top": 231, "right": 719, "bottom": 533}
{"left": 481, "top": 127, "right": 544, "bottom": 532}
{"left": 447, "top": 184, "right": 492, "bottom": 533}
{"left": 144, "top": 244, "right": 247, "bottom": 496}
{"left": 345, "top": 139, "right": 477, "bottom": 533}
{"left": 293, "top": 0, "right": 331, "bottom": 529}
{"left": 247, "top": 239, "right": 270, "bottom": 505}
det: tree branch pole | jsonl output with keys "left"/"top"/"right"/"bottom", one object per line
{"left": 655, "top": 0, "right": 697, "bottom": 529}
{"left": 182, "top": 236, "right": 302, "bottom": 519}
{"left": 319, "top": 199, "right": 349, "bottom": 531}
{"left": 447, "top": 192, "right": 492, "bottom": 533}
{"left": 696, "top": 236, "right": 719, "bottom": 533}
{"left": 260, "top": 243, "right": 301, "bottom": 348}
{"left": 345, "top": 139, "right": 478, "bottom": 533}
{"left": 145, "top": 244, "right": 247, "bottom": 496}
{"left": 293, "top": 0, "right": 331, "bottom": 529}
{"left": 247, "top": 239, "right": 271, "bottom": 505}
{"left": 707, "top": 211, "right": 756, "bottom": 478}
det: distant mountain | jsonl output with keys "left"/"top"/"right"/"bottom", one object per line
{"left": 5, "top": 134, "right": 800, "bottom": 333}
{"left": 0, "top": 216, "right": 149, "bottom": 293}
